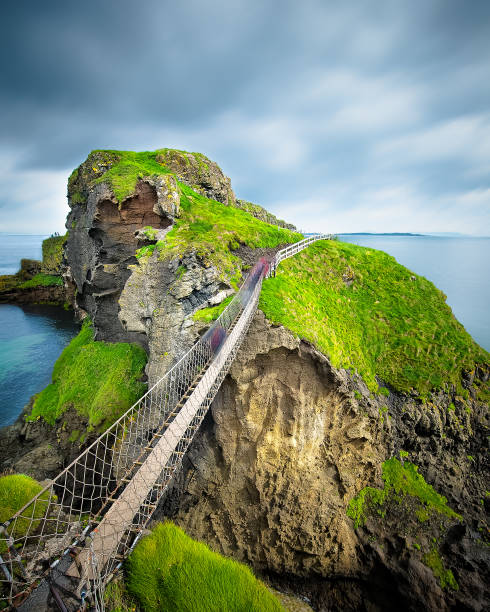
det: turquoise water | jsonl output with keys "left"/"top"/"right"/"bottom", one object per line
{"left": 0, "top": 235, "right": 79, "bottom": 427}
{"left": 339, "top": 235, "right": 490, "bottom": 352}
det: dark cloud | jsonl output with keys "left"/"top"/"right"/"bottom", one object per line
{"left": 0, "top": 0, "right": 489, "bottom": 234}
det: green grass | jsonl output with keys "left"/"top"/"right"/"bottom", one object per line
{"left": 92, "top": 150, "right": 173, "bottom": 202}
{"left": 135, "top": 244, "right": 156, "bottom": 259}
{"left": 158, "top": 183, "right": 301, "bottom": 288}
{"left": 41, "top": 234, "right": 67, "bottom": 274}
{"left": 0, "top": 474, "right": 50, "bottom": 553}
{"left": 192, "top": 296, "right": 234, "bottom": 323}
{"left": 423, "top": 548, "right": 459, "bottom": 590}
{"left": 346, "top": 458, "right": 462, "bottom": 529}
{"left": 260, "top": 240, "right": 489, "bottom": 396}
{"left": 18, "top": 274, "right": 63, "bottom": 289}
{"left": 104, "top": 580, "right": 139, "bottom": 612}
{"left": 27, "top": 320, "right": 147, "bottom": 430}
{"left": 125, "top": 522, "right": 284, "bottom": 612}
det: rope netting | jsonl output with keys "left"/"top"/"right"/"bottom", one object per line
{"left": 0, "top": 235, "right": 328, "bottom": 610}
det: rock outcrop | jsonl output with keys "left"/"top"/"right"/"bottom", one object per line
{"left": 155, "top": 149, "right": 236, "bottom": 205}
{"left": 119, "top": 249, "right": 229, "bottom": 382}
{"left": 63, "top": 149, "right": 296, "bottom": 381}
{"left": 162, "top": 312, "right": 488, "bottom": 611}
{"left": 235, "top": 199, "right": 297, "bottom": 230}
{"left": 0, "top": 258, "right": 65, "bottom": 305}
{"left": 65, "top": 178, "right": 175, "bottom": 345}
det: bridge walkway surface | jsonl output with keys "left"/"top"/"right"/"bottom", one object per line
{"left": 0, "top": 234, "right": 330, "bottom": 611}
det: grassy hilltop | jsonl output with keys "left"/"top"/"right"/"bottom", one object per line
{"left": 260, "top": 239, "right": 489, "bottom": 398}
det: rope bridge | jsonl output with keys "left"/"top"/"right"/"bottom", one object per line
{"left": 0, "top": 234, "right": 330, "bottom": 610}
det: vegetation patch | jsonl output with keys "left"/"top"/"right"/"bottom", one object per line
{"left": 0, "top": 474, "right": 50, "bottom": 553}
{"left": 124, "top": 522, "right": 284, "bottom": 612}
{"left": 0, "top": 274, "right": 22, "bottom": 293}
{"left": 27, "top": 320, "right": 147, "bottom": 430}
{"left": 142, "top": 226, "right": 158, "bottom": 241}
{"left": 18, "top": 274, "right": 63, "bottom": 289}
{"left": 159, "top": 182, "right": 301, "bottom": 288}
{"left": 192, "top": 296, "right": 234, "bottom": 323}
{"left": 235, "top": 199, "right": 294, "bottom": 229}
{"left": 41, "top": 234, "right": 67, "bottom": 274}
{"left": 346, "top": 458, "right": 461, "bottom": 529}
{"left": 423, "top": 548, "right": 459, "bottom": 590}
{"left": 260, "top": 240, "right": 488, "bottom": 396}
{"left": 92, "top": 150, "right": 172, "bottom": 202}
{"left": 135, "top": 244, "right": 157, "bottom": 260}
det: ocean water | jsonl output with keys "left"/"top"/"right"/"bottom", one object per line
{"left": 338, "top": 235, "right": 490, "bottom": 352}
{"left": 0, "top": 233, "right": 49, "bottom": 275}
{"left": 0, "top": 235, "right": 79, "bottom": 427}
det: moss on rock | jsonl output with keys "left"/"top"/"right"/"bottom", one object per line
{"left": 347, "top": 457, "right": 462, "bottom": 529}
{"left": 123, "top": 522, "right": 284, "bottom": 612}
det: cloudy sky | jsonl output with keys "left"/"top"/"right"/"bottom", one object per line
{"left": 1, "top": 0, "right": 489, "bottom": 235}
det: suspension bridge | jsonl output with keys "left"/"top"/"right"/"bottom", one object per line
{"left": 0, "top": 234, "right": 330, "bottom": 611}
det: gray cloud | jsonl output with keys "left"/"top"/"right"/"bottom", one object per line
{"left": 0, "top": 0, "right": 489, "bottom": 234}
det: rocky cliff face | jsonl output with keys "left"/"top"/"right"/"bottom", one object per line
{"left": 63, "top": 149, "right": 295, "bottom": 381}
{"left": 65, "top": 175, "right": 176, "bottom": 345}
{"left": 162, "top": 312, "right": 488, "bottom": 611}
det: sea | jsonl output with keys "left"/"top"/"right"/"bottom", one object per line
{"left": 0, "top": 233, "right": 488, "bottom": 428}
{"left": 0, "top": 235, "right": 79, "bottom": 427}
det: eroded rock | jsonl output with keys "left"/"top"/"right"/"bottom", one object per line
{"left": 160, "top": 311, "right": 489, "bottom": 611}
{"left": 156, "top": 149, "right": 236, "bottom": 205}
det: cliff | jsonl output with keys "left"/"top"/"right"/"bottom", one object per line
{"left": 164, "top": 312, "right": 488, "bottom": 610}
{"left": 1, "top": 148, "right": 488, "bottom": 611}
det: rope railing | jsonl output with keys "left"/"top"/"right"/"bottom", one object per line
{"left": 0, "top": 233, "right": 330, "bottom": 610}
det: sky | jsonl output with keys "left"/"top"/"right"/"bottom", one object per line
{"left": 0, "top": 0, "right": 489, "bottom": 235}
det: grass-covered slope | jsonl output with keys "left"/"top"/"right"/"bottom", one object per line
{"left": 157, "top": 183, "right": 301, "bottom": 287}
{"left": 0, "top": 474, "right": 49, "bottom": 553}
{"left": 27, "top": 320, "right": 147, "bottom": 431}
{"left": 41, "top": 234, "right": 66, "bottom": 274}
{"left": 260, "top": 240, "right": 488, "bottom": 396}
{"left": 116, "top": 522, "right": 283, "bottom": 612}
